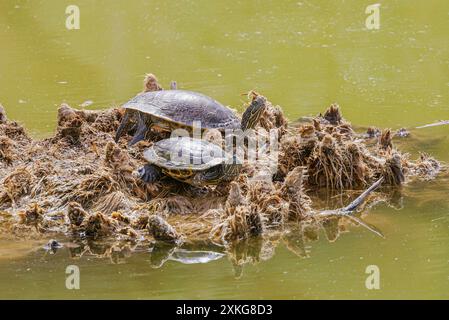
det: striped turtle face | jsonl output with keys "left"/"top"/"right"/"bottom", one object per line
{"left": 240, "top": 96, "right": 267, "bottom": 131}
{"left": 192, "top": 157, "right": 242, "bottom": 186}
{"left": 192, "top": 165, "right": 222, "bottom": 186}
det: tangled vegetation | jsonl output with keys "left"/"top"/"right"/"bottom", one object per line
{"left": 0, "top": 74, "right": 443, "bottom": 264}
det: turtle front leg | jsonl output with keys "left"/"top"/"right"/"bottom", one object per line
{"left": 129, "top": 114, "right": 152, "bottom": 146}
{"left": 136, "top": 164, "right": 163, "bottom": 183}
{"left": 115, "top": 109, "right": 133, "bottom": 142}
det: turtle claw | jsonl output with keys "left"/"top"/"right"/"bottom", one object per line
{"left": 128, "top": 114, "right": 152, "bottom": 146}
{"left": 129, "top": 126, "right": 147, "bottom": 146}
{"left": 137, "top": 164, "right": 163, "bottom": 183}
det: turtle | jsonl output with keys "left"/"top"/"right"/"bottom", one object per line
{"left": 136, "top": 136, "right": 242, "bottom": 187}
{"left": 115, "top": 90, "right": 267, "bottom": 145}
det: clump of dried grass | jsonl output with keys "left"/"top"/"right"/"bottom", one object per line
{"left": 0, "top": 136, "right": 16, "bottom": 164}
{"left": 83, "top": 212, "right": 118, "bottom": 240}
{"left": 18, "top": 203, "right": 44, "bottom": 225}
{"left": 411, "top": 153, "right": 441, "bottom": 180}
{"left": 0, "top": 104, "right": 7, "bottom": 124}
{"left": 379, "top": 129, "right": 393, "bottom": 151}
{"left": 308, "top": 134, "right": 350, "bottom": 189}
{"left": 278, "top": 167, "right": 312, "bottom": 221}
{"left": 277, "top": 104, "right": 427, "bottom": 191}
{"left": 382, "top": 153, "right": 405, "bottom": 186}
{"left": 0, "top": 167, "right": 33, "bottom": 206}
{"left": 65, "top": 170, "right": 120, "bottom": 208}
{"left": 147, "top": 215, "right": 180, "bottom": 243}
{"left": 143, "top": 74, "right": 163, "bottom": 92}
{"left": 94, "top": 191, "right": 133, "bottom": 215}
{"left": 67, "top": 202, "right": 88, "bottom": 227}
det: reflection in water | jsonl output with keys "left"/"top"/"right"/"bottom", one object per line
{"left": 41, "top": 212, "right": 383, "bottom": 278}
{"left": 2, "top": 178, "right": 448, "bottom": 298}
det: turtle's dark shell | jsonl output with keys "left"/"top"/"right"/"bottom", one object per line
{"left": 143, "top": 137, "right": 230, "bottom": 171}
{"left": 123, "top": 90, "right": 241, "bottom": 130}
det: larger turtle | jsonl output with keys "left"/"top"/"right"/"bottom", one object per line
{"left": 136, "top": 136, "right": 242, "bottom": 187}
{"left": 115, "top": 90, "right": 266, "bottom": 145}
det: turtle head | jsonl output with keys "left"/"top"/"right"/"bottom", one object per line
{"left": 240, "top": 95, "right": 267, "bottom": 131}
{"left": 193, "top": 166, "right": 221, "bottom": 186}
{"left": 134, "top": 164, "right": 162, "bottom": 183}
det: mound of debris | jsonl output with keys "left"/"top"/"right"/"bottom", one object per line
{"left": 0, "top": 74, "right": 443, "bottom": 251}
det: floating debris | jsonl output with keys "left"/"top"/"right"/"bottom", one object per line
{"left": 0, "top": 72, "right": 443, "bottom": 251}
{"left": 79, "top": 100, "right": 93, "bottom": 108}
{"left": 416, "top": 120, "right": 449, "bottom": 129}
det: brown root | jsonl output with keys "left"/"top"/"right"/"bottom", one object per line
{"left": 132, "top": 215, "right": 149, "bottom": 230}
{"left": 225, "top": 181, "right": 246, "bottom": 210}
{"left": 258, "top": 100, "right": 288, "bottom": 136}
{"left": 277, "top": 125, "right": 316, "bottom": 178}
{"left": 91, "top": 108, "right": 121, "bottom": 133}
{"left": 148, "top": 196, "right": 194, "bottom": 215}
{"left": 308, "top": 134, "right": 349, "bottom": 189}
{"left": 104, "top": 142, "right": 135, "bottom": 182}
{"left": 0, "top": 118, "right": 30, "bottom": 142}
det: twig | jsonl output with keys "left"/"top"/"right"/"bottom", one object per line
{"left": 342, "top": 177, "right": 384, "bottom": 212}
{"left": 315, "top": 177, "right": 384, "bottom": 217}
{"left": 416, "top": 120, "right": 449, "bottom": 129}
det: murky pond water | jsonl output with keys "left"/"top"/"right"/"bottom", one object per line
{"left": 0, "top": 0, "right": 448, "bottom": 299}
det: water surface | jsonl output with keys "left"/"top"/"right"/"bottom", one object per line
{"left": 0, "top": 0, "right": 448, "bottom": 299}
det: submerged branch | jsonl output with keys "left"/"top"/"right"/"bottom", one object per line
{"left": 315, "top": 177, "right": 384, "bottom": 218}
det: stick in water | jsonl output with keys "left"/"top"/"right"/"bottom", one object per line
{"left": 416, "top": 120, "right": 449, "bottom": 129}
{"left": 316, "top": 177, "right": 384, "bottom": 217}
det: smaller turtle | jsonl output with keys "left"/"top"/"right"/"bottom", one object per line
{"left": 136, "top": 136, "right": 242, "bottom": 187}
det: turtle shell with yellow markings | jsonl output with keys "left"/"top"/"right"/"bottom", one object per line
{"left": 137, "top": 136, "right": 242, "bottom": 187}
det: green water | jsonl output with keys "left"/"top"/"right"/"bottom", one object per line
{"left": 0, "top": 0, "right": 448, "bottom": 299}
